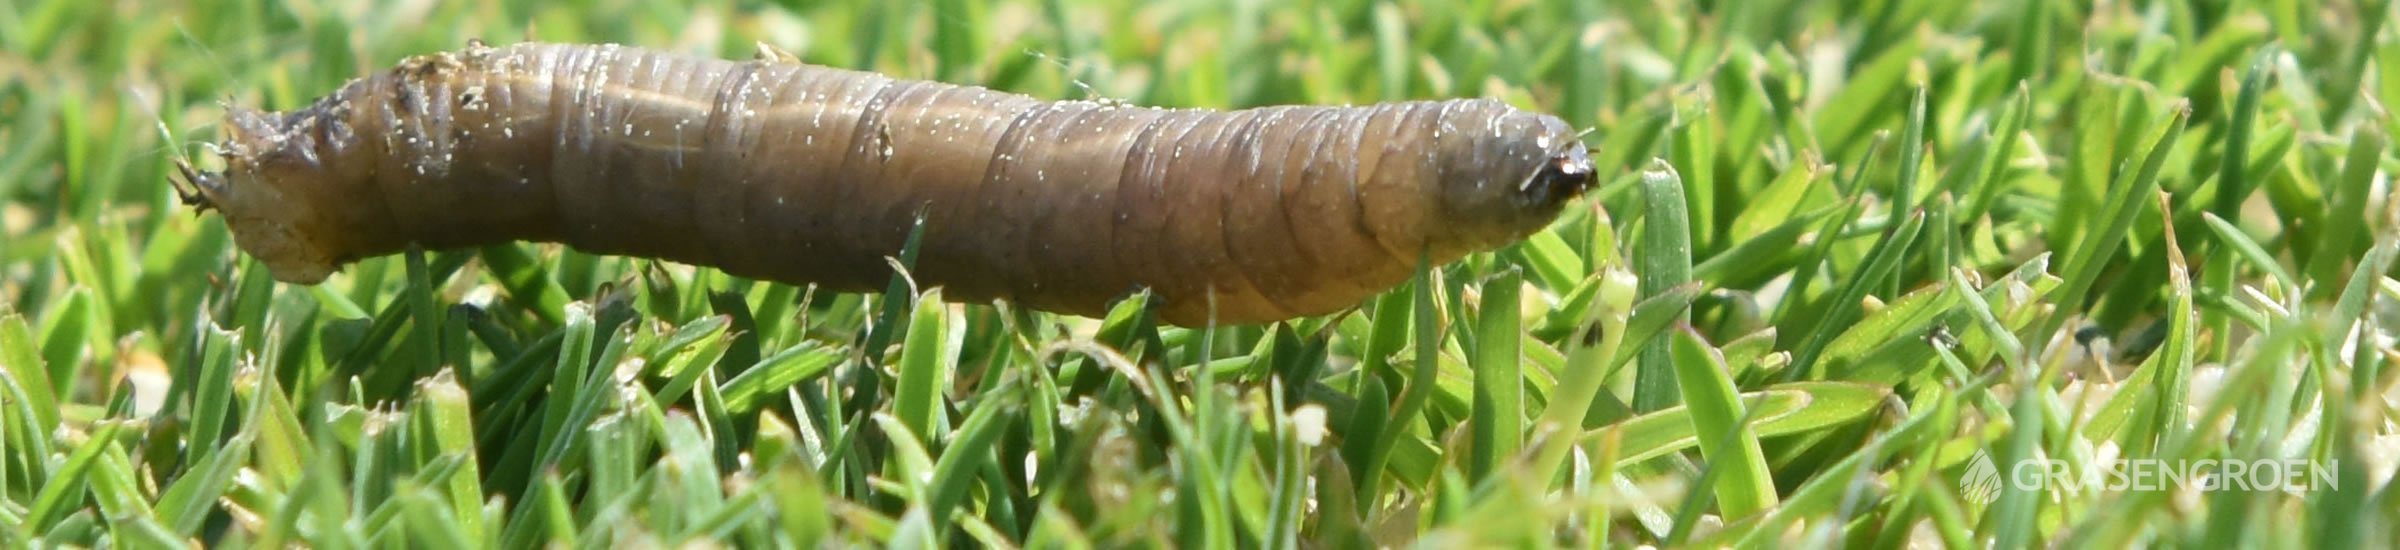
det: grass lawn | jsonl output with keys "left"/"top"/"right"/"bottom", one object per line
{"left": 4, "top": 0, "right": 2399, "bottom": 547}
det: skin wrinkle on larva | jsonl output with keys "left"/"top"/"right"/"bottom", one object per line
{"left": 1217, "top": 108, "right": 1299, "bottom": 309}
{"left": 1115, "top": 110, "right": 1194, "bottom": 311}
{"left": 689, "top": 61, "right": 756, "bottom": 273}
{"left": 193, "top": 42, "right": 1592, "bottom": 325}
{"left": 1035, "top": 106, "right": 1158, "bottom": 312}
{"left": 613, "top": 51, "right": 691, "bottom": 258}
{"left": 1214, "top": 107, "right": 1295, "bottom": 310}
{"left": 914, "top": 86, "right": 1025, "bottom": 290}
{"left": 371, "top": 78, "right": 430, "bottom": 242}
{"left": 1107, "top": 110, "right": 1195, "bottom": 309}
{"left": 921, "top": 88, "right": 1022, "bottom": 299}
{"left": 1257, "top": 108, "right": 1372, "bottom": 309}
{"left": 1264, "top": 107, "right": 1362, "bottom": 312}
{"left": 1056, "top": 102, "right": 1156, "bottom": 305}
{"left": 1150, "top": 111, "right": 1238, "bottom": 315}
{"left": 1259, "top": 107, "right": 1352, "bottom": 305}
{"left": 831, "top": 78, "right": 910, "bottom": 255}
{"left": 741, "top": 63, "right": 794, "bottom": 270}
{"left": 789, "top": 73, "right": 892, "bottom": 285}
{"left": 590, "top": 49, "right": 648, "bottom": 252}
{"left": 1347, "top": 102, "right": 1421, "bottom": 268}
{"left": 991, "top": 104, "right": 1058, "bottom": 301}
{"left": 1177, "top": 109, "right": 1287, "bottom": 320}
{"left": 985, "top": 101, "right": 1081, "bottom": 300}
{"left": 1307, "top": 106, "right": 1387, "bottom": 285}
{"left": 545, "top": 46, "right": 585, "bottom": 236}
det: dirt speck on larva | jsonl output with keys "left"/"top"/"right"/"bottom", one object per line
{"left": 459, "top": 86, "right": 487, "bottom": 111}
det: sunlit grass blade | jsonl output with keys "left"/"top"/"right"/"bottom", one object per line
{"left": 2033, "top": 102, "right": 2193, "bottom": 347}
{"left": 1667, "top": 328, "right": 1777, "bottom": 518}
{"left": 1468, "top": 267, "right": 1524, "bottom": 482}
{"left": 893, "top": 288, "right": 954, "bottom": 447}
{"left": 1633, "top": 161, "right": 1694, "bottom": 412}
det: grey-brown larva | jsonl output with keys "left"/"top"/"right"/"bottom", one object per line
{"left": 175, "top": 41, "right": 1595, "bottom": 325}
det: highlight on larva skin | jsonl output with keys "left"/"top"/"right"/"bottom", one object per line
{"left": 177, "top": 41, "right": 1598, "bottom": 325}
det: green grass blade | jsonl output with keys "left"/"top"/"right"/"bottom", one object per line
{"left": 1633, "top": 161, "right": 1695, "bottom": 412}
{"left": 1468, "top": 267, "right": 1524, "bottom": 481}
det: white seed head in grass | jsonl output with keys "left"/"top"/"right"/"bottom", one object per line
{"left": 1291, "top": 404, "right": 1328, "bottom": 446}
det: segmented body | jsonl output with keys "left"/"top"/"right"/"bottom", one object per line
{"left": 188, "top": 42, "right": 1594, "bottom": 325}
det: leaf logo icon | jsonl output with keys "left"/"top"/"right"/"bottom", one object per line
{"left": 1960, "top": 450, "right": 2002, "bottom": 506}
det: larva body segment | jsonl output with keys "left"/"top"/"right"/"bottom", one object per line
{"left": 186, "top": 42, "right": 1594, "bottom": 325}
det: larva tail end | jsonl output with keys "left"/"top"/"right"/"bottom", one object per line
{"left": 170, "top": 158, "right": 224, "bottom": 214}
{"left": 219, "top": 103, "right": 281, "bottom": 149}
{"left": 200, "top": 104, "right": 353, "bottom": 287}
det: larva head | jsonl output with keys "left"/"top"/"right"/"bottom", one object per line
{"left": 183, "top": 104, "right": 370, "bottom": 285}
{"left": 1428, "top": 100, "right": 1594, "bottom": 248}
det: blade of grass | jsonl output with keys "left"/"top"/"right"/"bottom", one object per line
{"left": 1667, "top": 328, "right": 1777, "bottom": 518}
{"left": 1633, "top": 160, "right": 1694, "bottom": 412}
{"left": 1468, "top": 267, "right": 1524, "bottom": 482}
{"left": 2032, "top": 102, "right": 2194, "bottom": 348}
